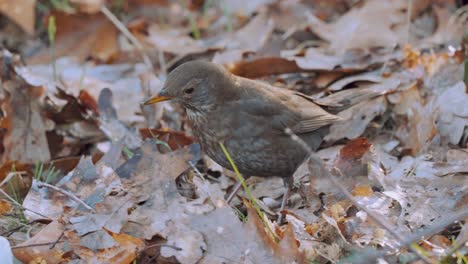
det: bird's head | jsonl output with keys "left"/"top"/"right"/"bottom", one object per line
{"left": 143, "top": 61, "right": 234, "bottom": 111}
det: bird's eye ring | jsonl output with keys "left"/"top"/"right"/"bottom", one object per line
{"left": 184, "top": 87, "right": 194, "bottom": 94}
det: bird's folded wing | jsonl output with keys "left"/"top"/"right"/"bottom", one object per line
{"left": 239, "top": 92, "right": 341, "bottom": 135}
{"left": 293, "top": 92, "right": 342, "bottom": 133}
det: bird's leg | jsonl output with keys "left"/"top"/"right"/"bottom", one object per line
{"left": 226, "top": 180, "right": 243, "bottom": 203}
{"left": 278, "top": 177, "right": 293, "bottom": 224}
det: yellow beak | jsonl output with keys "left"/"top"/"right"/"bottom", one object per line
{"left": 143, "top": 95, "right": 173, "bottom": 105}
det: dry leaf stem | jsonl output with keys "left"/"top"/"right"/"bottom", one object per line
{"left": 36, "top": 182, "right": 95, "bottom": 213}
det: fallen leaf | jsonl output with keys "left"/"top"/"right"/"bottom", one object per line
{"left": 282, "top": 47, "right": 402, "bottom": 72}
{"left": 435, "top": 81, "right": 468, "bottom": 144}
{"left": 23, "top": 142, "right": 123, "bottom": 220}
{"left": 219, "top": 11, "right": 274, "bottom": 52}
{"left": 70, "top": 0, "right": 105, "bottom": 14}
{"left": 221, "top": 0, "right": 274, "bottom": 16}
{"left": 227, "top": 57, "right": 301, "bottom": 78}
{"left": 351, "top": 185, "right": 374, "bottom": 197}
{"left": 0, "top": 0, "right": 36, "bottom": 34}
{"left": 160, "top": 221, "right": 205, "bottom": 264}
{"left": 143, "top": 24, "right": 215, "bottom": 55}
{"left": 325, "top": 96, "right": 387, "bottom": 141}
{"left": 106, "top": 230, "right": 145, "bottom": 263}
{"left": 64, "top": 228, "right": 144, "bottom": 263}
{"left": 27, "top": 12, "right": 118, "bottom": 64}
{"left": 139, "top": 128, "right": 194, "bottom": 150}
{"left": 0, "top": 161, "right": 32, "bottom": 200}
{"left": 425, "top": 5, "right": 466, "bottom": 45}
{"left": 0, "top": 52, "right": 51, "bottom": 163}
{"left": 189, "top": 204, "right": 304, "bottom": 264}
{"left": 333, "top": 137, "right": 372, "bottom": 178}
{"left": 13, "top": 220, "right": 67, "bottom": 264}
{"left": 393, "top": 84, "right": 437, "bottom": 155}
{"left": 328, "top": 71, "right": 383, "bottom": 91}
{"left": 0, "top": 200, "right": 12, "bottom": 215}
{"left": 98, "top": 88, "right": 142, "bottom": 149}
{"left": 306, "top": 0, "right": 408, "bottom": 53}
{"left": 119, "top": 142, "right": 200, "bottom": 239}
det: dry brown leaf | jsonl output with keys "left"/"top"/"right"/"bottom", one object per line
{"left": 0, "top": 52, "right": 51, "bottom": 164}
{"left": 0, "top": 199, "right": 12, "bottom": 215}
{"left": 0, "top": 161, "right": 32, "bottom": 201}
{"left": 227, "top": 57, "right": 301, "bottom": 78}
{"left": 325, "top": 96, "right": 387, "bottom": 141}
{"left": 64, "top": 228, "right": 144, "bottom": 263}
{"left": 13, "top": 220, "right": 67, "bottom": 264}
{"left": 70, "top": 0, "right": 105, "bottom": 14}
{"left": 351, "top": 185, "right": 374, "bottom": 197}
{"left": 333, "top": 138, "right": 372, "bottom": 178}
{"left": 107, "top": 230, "right": 145, "bottom": 264}
{"left": 0, "top": 0, "right": 36, "bottom": 34}
{"left": 306, "top": 0, "right": 408, "bottom": 53}
{"left": 27, "top": 12, "right": 118, "bottom": 64}
{"left": 393, "top": 84, "right": 437, "bottom": 155}
{"left": 139, "top": 128, "right": 194, "bottom": 150}
{"left": 337, "top": 138, "right": 372, "bottom": 161}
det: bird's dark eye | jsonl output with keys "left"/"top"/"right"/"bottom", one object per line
{"left": 184, "top": 87, "right": 194, "bottom": 94}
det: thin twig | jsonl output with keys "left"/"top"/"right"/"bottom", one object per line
{"left": 188, "top": 161, "right": 206, "bottom": 181}
{"left": 406, "top": 0, "right": 413, "bottom": 45}
{"left": 158, "top": 50, "right": 167, "bottom": 77}
{"left": 11, "top": 241, "right": 65, "bottom": 249}
{"left": 100, "top": 5, "right": 153, "bottom": 71}
{"left": 284, "top": 128, "right": 432, "bottom": 264}
{"left": 50, "top": 230, "right": 65, "bottom": 249}
{"left": 144, "top": 243, "right": 182, "bottom": 251}
{"left": 0, "top": 219, "right": 43, "bottom": 237}
{"left": 36, "top": 182, "right": 95, "bottom": 213}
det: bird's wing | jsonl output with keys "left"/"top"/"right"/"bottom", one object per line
{"left": 292, "top": 92, "right": 342, "bottom": 133}
{"left": 237, "top": 80, "right": 341, "bottom": 134}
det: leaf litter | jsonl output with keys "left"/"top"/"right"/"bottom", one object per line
{"left": 0, "top": 0, "right": 467, "bottom": 263}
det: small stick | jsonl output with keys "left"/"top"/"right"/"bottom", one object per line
{"left": 11, "top": 241, "right": 65, "bottom": 249}
{"left": 37, "top": 182, "right": 95, "bottom": 213}
{"left": 100, "top": 6, "right": 153, "bottom": 71}
{"left": 50, "top": 230, "right": 65, "bottom": 249}
{"left": 0, "top": 219, "right": 42, "bottom": 237}
{"left": 188, "top": 161, "right": 206, "bottom": 181}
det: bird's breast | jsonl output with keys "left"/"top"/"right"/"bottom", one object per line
{"left": 186, "top": 108, "right": 223, "bottom": 142}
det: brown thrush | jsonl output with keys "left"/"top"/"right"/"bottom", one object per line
{"left": 144, "top": 61, "right": 341, "bottom": 223}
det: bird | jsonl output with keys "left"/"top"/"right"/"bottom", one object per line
{"left": 144, "top": 60, "right": 341, "bottom": 223}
